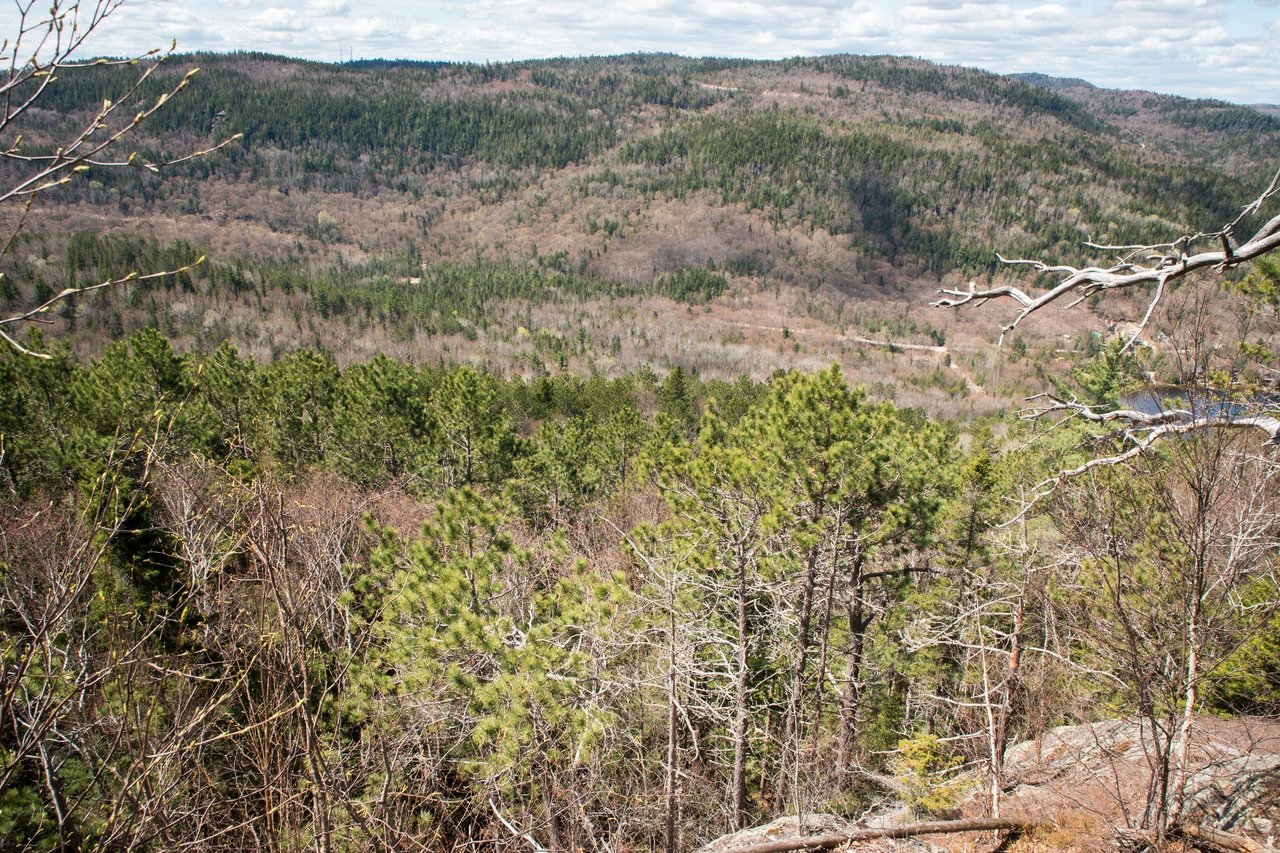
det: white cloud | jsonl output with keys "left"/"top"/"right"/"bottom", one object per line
{"left": 318, "top": 15, "right": 393, "bottom": 40}
{"left": 306, "top": 0, "right": 351, "bottom": 15}
{"left": 251, "top": 7, "right": 307, "bottom": 32}
{"left": 406, "top": 22, "right": 448, "bottom": 46}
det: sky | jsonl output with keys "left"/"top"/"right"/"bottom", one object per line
{"left": 9, "top": 0, "right": 1280, "bottom": 104}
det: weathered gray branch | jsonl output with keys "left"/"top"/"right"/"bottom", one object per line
{"left": 1177, "top": 823, "right": 1269, "bottom": 853}
{"left": 1119, "top": 823, "right": 1269, "bottom": 853}
{"left": 932, "top": 166, "right": 1280, "bottom": 344}
{"left": 989, "top": 394, "right": 1280, "bottom": 525}
{"left": 1024, "top": 394, "right": 1280, "bottom": 448}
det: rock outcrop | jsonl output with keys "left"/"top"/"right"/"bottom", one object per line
{"left": 697, "top": 716, "right": 1280, "bottom": 852}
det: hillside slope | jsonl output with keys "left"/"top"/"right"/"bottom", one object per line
{"left": 4, "top": 52, "right": 1276, "bottom": 411}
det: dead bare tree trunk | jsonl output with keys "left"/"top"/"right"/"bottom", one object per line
{"left": 714, "top": 817, "right": 1040, "bottom": 853}
{"left": 837, "top": 552, "right": 866, "bottom": 779}
{"left": 731, "top": 543, "right": 751, "bottom": 831}
{"left": 778, "top": 544, "right": 819, "bottom": 805}
{"left": 665, "top": 579, "right": 679, "bottom": 853}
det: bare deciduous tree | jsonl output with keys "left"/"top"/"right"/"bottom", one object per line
{"left": 1050, "top": 439, "right": 1280, "bottom": 843}
{"left": 935, "top": 165, "right": 1280, "bottom": 485}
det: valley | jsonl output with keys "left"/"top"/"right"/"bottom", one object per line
{"left": 3, "top": 44, "right": 1279, "bottom": 853}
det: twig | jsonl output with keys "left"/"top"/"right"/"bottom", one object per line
{"left": 489, "top": 797, "right": 551, "bottom": 853}
{"left": 0, "top": 258, "right": 208, "bottom": 358}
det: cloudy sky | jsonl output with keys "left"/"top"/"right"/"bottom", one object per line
{"left": 10, "top": 0, "right": 1280, "bottom": 104}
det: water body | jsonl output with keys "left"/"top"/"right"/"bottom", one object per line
{"left": 1120, "top": 386, "right": 1276, "bottom": 418}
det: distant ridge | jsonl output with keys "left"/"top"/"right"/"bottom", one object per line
{"left": 1011, "top": 72, "right": 1097, "bottom": 92}
{"left": 12, "top": 50, "right": 1278, "bottom": 382}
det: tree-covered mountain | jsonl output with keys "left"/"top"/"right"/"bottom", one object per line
{"left": 1012, "top": 72, "right": 1098, "bottom": 91}
{"left": 31, "top": 51, "right": 1276, "bottom": 258}
{"left": 3, "top": 51, "right": 1277, "bottom": 411}
{"left": 4, "top": 41, "right": 1280, "bottom": 853}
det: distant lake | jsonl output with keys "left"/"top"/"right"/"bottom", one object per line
{"left": 1120, "top": 386, "right": 1276, "bottom": 418}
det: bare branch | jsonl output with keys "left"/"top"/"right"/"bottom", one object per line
{"left": 0, "top": 3, "right": 240, "bottom": 357}
{"left": 1122, "top": 276, "right": 1165, "bottom": 354}
{"left": 992, "top": 393, "right": 1280, "bottom": 525}
{"left": 932, "top": 166, "right": 1280, "bottom": 344}
{"left": 1024, "top": 394, "right": 1280, "bottom": 447}
{"left": 0, "top": 257, "right": 208, "bottom": 358}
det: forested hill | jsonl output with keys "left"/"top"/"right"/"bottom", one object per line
{"left": 4, "top": 52, "right": 1277, "bottom": 408}
{"left": 38, "top": 51, "right": 1276, "bottom": 264}
{"left": 4, "top": 48, "right": 1280, "bottom": 853}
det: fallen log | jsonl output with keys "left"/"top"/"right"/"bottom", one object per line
{"left": 713, "top": 817, "right": 1040, "bottom": 853}
{"left": 1118, "top": 823, "right": 1268, "bottom": 853}
{"left": 1178, "top": 823, "right": 1268, "bottom": 853}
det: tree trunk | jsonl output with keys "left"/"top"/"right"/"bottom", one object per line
{"left": 665, "top": 582, "right": 679, "bottom": 853}
{"left": 779, "top": 540, "right": 822, "bottom": 803}
{"left": 731, "top": 552, "right": 751, "bottom": 830}
{"left": 720, "top": 817, "right": 1038, "bottom": 853}
{"left": 986, "top": 586, "right": 1025, "bottom": 818}
{"left": 837, "top": 553, "right": 866, "bottom": 779}
{"left": 1169, "top": 572, "right": 1201, "bottom": 827}
{"left": 811, "top": 558, "right": 840, "bottom": 759}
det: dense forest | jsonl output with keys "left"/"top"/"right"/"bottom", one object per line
{"left": 3, "top": 33, "right": 1280, "bottom": 853}
{"left": 2, "top": 51, "right": 1278, "bottom": 411}
{"left": 3, "top": 311, "right": 1279, "bottom": 849}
